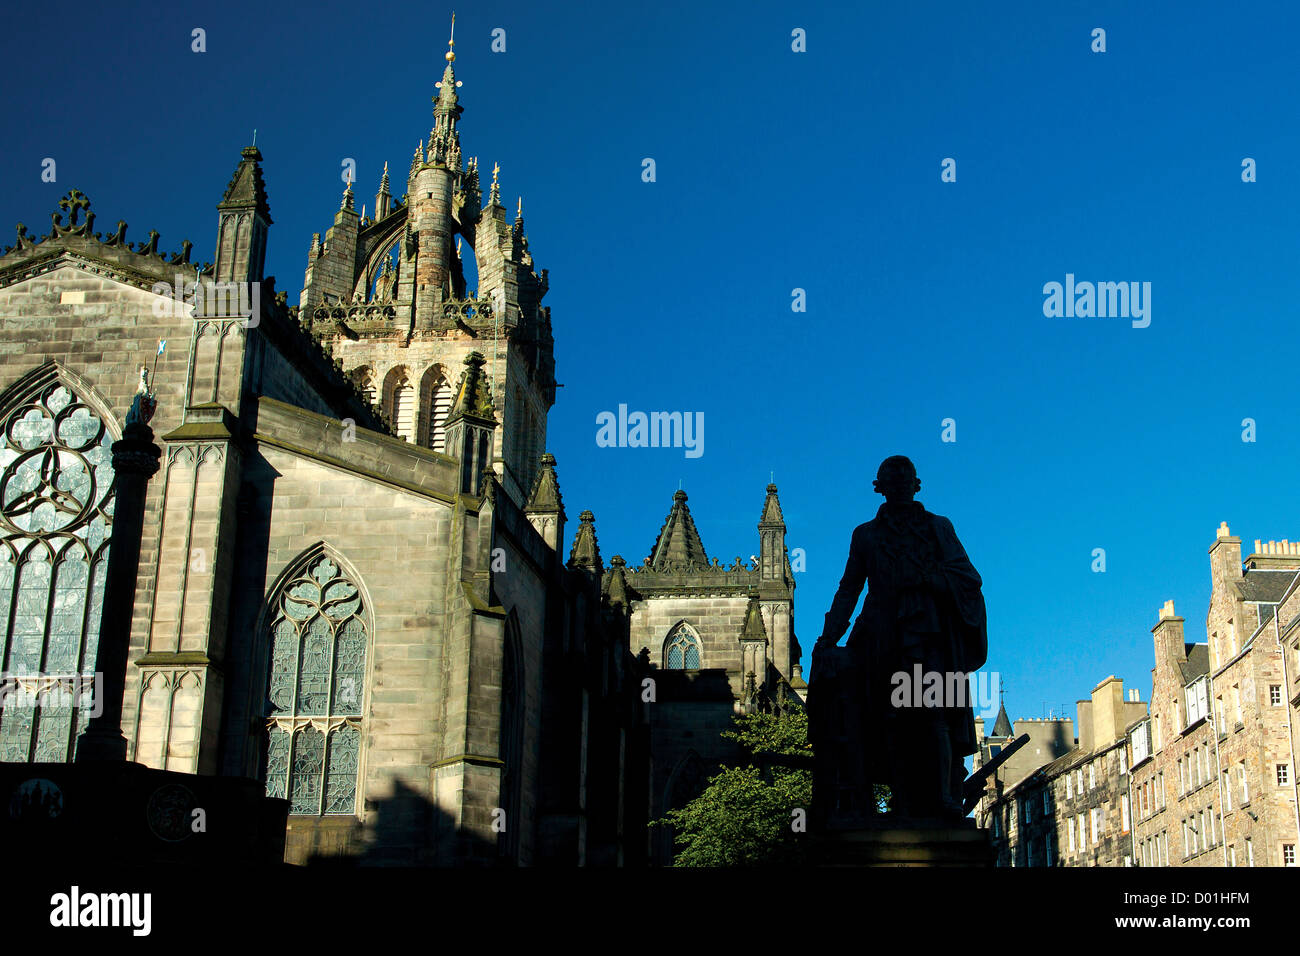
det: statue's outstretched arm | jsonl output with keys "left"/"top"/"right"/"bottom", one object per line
{"left": 819, "top": 526, "right": 867, "bottom": 647}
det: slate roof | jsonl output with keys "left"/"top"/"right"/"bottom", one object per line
{"left": 1235, "top": 569, "right": 1299, "bottom": 629}
{"left": 1005, "top": 733, "right": 1127, "bottom": 797}
{"left": 1178, "top": 643, "right": 1210, "bottom": 684}
{"left": 1235, "top": 569, "right": 1296, "bottom": 604}
{"left": 991, "top": 702, "right": 1013, "bottom": 738}
{"left": 1041, "top": 745, "right": 1091, "bottom": 779}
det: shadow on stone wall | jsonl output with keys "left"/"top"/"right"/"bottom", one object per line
{"left": 289, "top": 777, "right": 498, "bottom": 867}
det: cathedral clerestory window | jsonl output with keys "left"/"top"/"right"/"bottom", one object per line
{"left": 0, "top": 378, "right": 114, "bottom": 762}
{"left": 664, "top": 624, "right": 702, "bottom": 670}
{"left": 264, "top": 553, "right": 367, "bottom": 814}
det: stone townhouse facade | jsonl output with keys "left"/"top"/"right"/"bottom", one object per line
{"left": 1128, "top": 599, "right": 1221, "bottom": 867}
{"left": 979, "top": 676, "right": 1144, "bottom": 867}
{"left": 989, "top": 523, "right": 1300, "bottom": 867}
{"left": 1130, "top": 527, "right": 1300, "bottom": 868}
{"left": 0, "top": 36, "right": 805, "bottom": 866}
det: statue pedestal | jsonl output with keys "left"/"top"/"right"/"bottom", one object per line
{"left": 813, "top": 822, "right": 993, "bottom": 867}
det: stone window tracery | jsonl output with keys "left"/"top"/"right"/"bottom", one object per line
{"left": 264, "top": 554, "right": 367, "bottom": 814}
{"left": 664, "top": 624, "right": 701, "bottom": 670}
{"left": 0, "top": 379, "right": 114, "bottom": 763}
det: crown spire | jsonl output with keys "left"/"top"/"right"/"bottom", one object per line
{"left": 435, "top": 13, "right": 462, "bottom": 107}
{"left": 431, "top": 15, "right": 464, "bottom": 167}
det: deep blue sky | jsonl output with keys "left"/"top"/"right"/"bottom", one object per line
{"left": 4, "top": 1, "right": 1298, "bottom": 727}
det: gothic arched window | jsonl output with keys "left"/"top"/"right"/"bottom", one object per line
{"left": 0, "top": 374, "right": 114, "bottom": 762}
{"left": 264, "top": 552, "right": 368, "bottom": 815}
{"left": 664, "top": 624, "right": 702, "bottom": 670}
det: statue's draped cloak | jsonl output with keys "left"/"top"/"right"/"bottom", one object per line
{"left": 820, "top": 500, "right": 987, "bottom": 755}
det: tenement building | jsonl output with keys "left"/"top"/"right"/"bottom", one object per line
{"left": 978, "top": 676, "right": 1145, "bottom": 867}
{"left": 988, "top": 523, "right": 1300, "bottom": 866}
{"left": 973, "top": 700, "right": 1075, "bottom": 792}
{"left": 1130, "top": 527, "right": 1300, "bottom": 867}
{"left": 0, "top": 35, "right": 803, "bottom": 866}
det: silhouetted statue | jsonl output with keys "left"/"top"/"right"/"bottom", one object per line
{"left": 811, "top": 456, "right": 987, "bottom": 824}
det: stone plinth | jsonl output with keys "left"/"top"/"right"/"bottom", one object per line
{"left": 814, "top": 823, "right": 993, "bottom": 867}
{"left": 1, "top": 761, "right": 288, "bottom": 865}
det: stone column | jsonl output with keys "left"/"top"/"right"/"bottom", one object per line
{"left": 75, "top": 419, "right": 161, "bottom": 762}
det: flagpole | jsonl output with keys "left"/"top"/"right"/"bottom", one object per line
{"left": 151, "top": 338, "right": 166, "bottom": 384}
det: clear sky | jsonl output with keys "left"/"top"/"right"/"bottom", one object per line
{"left": 3, "top": 0, "right": 1298, "bottom": 727}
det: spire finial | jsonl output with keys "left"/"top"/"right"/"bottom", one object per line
{"left": 341, "top": 169, "right": 355, "bottom": 211}
{"left": 489, "top": 162, "right": 501, "bottom": 204}
{"left": 516, "top": 196, "right": 523, "bottom": 219}
{"left": 446, "top": 12, "right": 456, "bottom": 62}
{"left": 252, "top": 128, "right": 257, "bottom": 147}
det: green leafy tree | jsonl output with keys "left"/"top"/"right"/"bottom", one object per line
{"left": 653, "top": 710, "right": 814, "bottom": 867}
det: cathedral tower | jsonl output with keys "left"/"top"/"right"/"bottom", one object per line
{"left": 300, "top": 28, "right": 555, "bottom": 507}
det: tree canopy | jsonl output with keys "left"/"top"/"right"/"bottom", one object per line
{"left": 653, "top": 710, "right": 813, "bottom": 867}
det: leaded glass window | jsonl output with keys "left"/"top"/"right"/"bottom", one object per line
{"left": 664, "top": 624, "right": 702, "bottom": 670}
{"left": 264, "top": 554, "right": 367, "bottom": 814}
{"left": 0, "top": 379, "right": 114, "bottom": 762}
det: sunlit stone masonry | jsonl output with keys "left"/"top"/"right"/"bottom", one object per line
{"left": 0, "top": 32, "right": 805, "bottom": 866}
